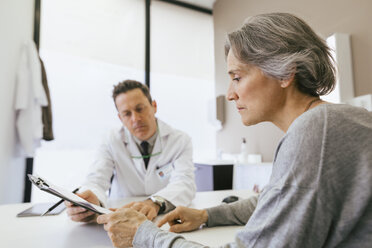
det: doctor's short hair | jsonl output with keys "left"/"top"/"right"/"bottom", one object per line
{"left": 112, "top": 80, "right": 152, "bottom": 104}
{"left": 224, "top": 12, "right": 336, "bottom": 97}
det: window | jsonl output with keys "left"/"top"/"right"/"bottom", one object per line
{"left": 33, "top": 0, "right": 216, "bottom": 202}
{"left": 150, "top": 1, "right": 216, "bottom": 160}
{"left": 33, "top": 0, "right": 145, "bottom": 202}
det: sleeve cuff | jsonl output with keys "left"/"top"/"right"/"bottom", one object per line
{"left": 133, "top": 220, "right": 159, "bottom": 247}
{"left": 205, "top": 204, "right": 232, "bottom": 227}
{"left": 206, "top": 206, "right": 220, "bottom": 227}
{"left": 133, "top": 220, "right": 185, "bottom": 248}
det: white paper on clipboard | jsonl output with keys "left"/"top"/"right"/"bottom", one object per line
{"left": 28, "top": 174, "right": 112, "bottom": 215}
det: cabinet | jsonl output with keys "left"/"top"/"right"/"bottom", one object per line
{"left": 194, "top": 160, "right": 234, "bottom": 192}
{"left": 194, "top": 160, "right": 273, "bottom": 192}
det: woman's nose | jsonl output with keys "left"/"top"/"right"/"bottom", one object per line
{"left": 226, "top": 82, "right": 238, "bottom": 101}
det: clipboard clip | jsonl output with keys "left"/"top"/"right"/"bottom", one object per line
{"left": 27, "top": 174, "right": 50, "bottom": 189}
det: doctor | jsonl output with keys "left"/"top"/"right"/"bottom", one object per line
{"left": 66, "top": 80, "right": 196, "bottom": 222}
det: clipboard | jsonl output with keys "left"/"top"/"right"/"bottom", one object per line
{"left": 28, "top": 174, "right": 112, "bottom": 215}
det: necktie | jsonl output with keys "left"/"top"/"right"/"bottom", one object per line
{"left": 140, "top": 141, "right": 150, "bottom": 169}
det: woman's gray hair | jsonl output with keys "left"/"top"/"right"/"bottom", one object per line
{"left": 225, "top": 13, "right": 336, "bottom": 96}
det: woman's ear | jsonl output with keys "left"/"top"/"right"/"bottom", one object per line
{"left": 280, "top": 73, "right": 295, "bottom": 88}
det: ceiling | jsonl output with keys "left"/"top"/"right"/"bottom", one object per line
{"left": 175, "top": 0, "right": 216, "bottom": 11}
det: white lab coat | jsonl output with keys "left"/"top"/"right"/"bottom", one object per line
{"left": 82, "top": 119, "right": 196, "bottom": 207}
{"left": 14, "top": 40, "right": 48, "bottom": 157}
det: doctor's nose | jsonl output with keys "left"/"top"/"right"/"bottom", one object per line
{"left": 131, "top": 112, "right": 142, "bottom": 122}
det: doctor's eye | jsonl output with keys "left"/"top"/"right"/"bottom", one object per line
{"left": 122, "top": 112, "right": 131, "bottom": 118}
{"left": 136, "top": 106, "right": 145, "bottom": 113}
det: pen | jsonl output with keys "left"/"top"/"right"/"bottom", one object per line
{"left": 41, "top": 187, "right": 80, "bottom": 216}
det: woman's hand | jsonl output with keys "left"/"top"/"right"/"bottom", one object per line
{"left": 157, "top": 206, "right": 208, "bottom": 233}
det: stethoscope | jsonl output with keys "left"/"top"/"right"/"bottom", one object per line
{"left": 130, "top": 149, "right": 162, "bottom": 159}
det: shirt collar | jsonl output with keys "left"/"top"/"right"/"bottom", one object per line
{"left": 132, "top": 129, "right": 158, "bottom": 147}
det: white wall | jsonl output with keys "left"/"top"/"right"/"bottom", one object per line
{"left": 0, "top": 0, "right": 34, "bottom": 204}
{"left": 40, "top": 0, "right": 145, "bottom": 70}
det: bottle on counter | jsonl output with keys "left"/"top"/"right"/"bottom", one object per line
{"left": 238, "top": 138, "right": 248, "bottom": 163}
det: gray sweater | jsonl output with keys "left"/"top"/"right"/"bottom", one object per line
{"left": 133, "top": 104, "right": 372, "bottom": 248}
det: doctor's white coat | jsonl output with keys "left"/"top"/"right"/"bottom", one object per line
{"left": 14, "top": 40, "right": 48, "bottom": 157}
{"left": 82, "top": 119, "right": 196, "bottom": 207}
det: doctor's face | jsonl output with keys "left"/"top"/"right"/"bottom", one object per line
{"left": 226, "top": 51, "right": 284, "bottom": 126}
{"left": 116, "top": 89, "right": 157, "bottom": 141}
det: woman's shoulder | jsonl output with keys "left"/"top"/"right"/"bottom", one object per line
{"left": 286, "top": 103, "right": 328, "bottom": 136}
{"left": 288, "top": 103, "right": 371, "bottom": 134}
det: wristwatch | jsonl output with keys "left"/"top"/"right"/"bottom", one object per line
{"left": 150, "top": 195, "right": 166, "bottom": 213}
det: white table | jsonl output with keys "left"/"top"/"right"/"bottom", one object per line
{"left": 0, "top": 190, "right": 255, "bottom": 247}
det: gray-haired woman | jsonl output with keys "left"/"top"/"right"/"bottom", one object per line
{"left": 97, "top": 13, "right": 372, "bottom": 248}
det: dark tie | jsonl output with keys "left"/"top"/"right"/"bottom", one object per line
{"left": 140, "top": 141, "right": 150, "bottom": 169}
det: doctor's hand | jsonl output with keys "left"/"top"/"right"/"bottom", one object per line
{"left": 157, "top": 206, "right": 208, "bottom": 233}
{"left": 65, "top": 190, "right": 100, "bottom": 223}
{"left": 122, "top": 199, "right": 160, "bottom": 221}
{"left": 97, "top": 208, "right": 147, "bottom": 248}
